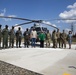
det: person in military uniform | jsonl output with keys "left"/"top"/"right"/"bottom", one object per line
{"left": 52, "top": 30, "right": 57, "bottom": 48}
{"left": 61, "top": 30, "right": 67, "bottom": 48}
{"left": 9, "top": 26, "right": 15, "bottom": 48}
{"left": 16, "top": 27, "right": 22, "bottom": 48}
{"left": 0, "top": 25, "right": 2, "bottom": 48}
{"left": 46, "top": 30, "right": 51, "bottom": 48}
{"left": 56, "top": 29, "right": 61, "bottom": 48}
{"left": 2, "top": 25, "right": 9, "bottom": 48}
{"left": 23, "top": 28, "right": 30, "bottom": 48}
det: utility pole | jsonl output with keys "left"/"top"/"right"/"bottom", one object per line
{"left": 71, "top": 23, "right": 74, "bottom": 34}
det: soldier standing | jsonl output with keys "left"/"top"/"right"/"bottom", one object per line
{"left": 46, "top": 30, "right": 51, "bottom": 48}
{"left": 23, "top": 28, "right": 30, "bottom": 48}
{"left": 16, "top": 27, "right": 22, "bottom": 48}
{"left": 52, "top": 30, "right": 57, "bottom": 48}
{"left": 61, "top": 30, "right": 67, "bottom": 48}
{"left": 2, "top": 25, "right": 9, "bottom": 48}
{"left": 57, "top": 29, "right": 61, "bottom": 48}
{"left": 0, "top": 25, "right": 2, "bottom": 48}
{"left": 9, "top": 26, "right": 15, "bottom": 48}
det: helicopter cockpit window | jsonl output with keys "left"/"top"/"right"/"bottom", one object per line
{"left": 35, "top": 27, "right": 41, "bottom": 31}
{"left": 42, "top": 28, "right": 47, "bottom": 31}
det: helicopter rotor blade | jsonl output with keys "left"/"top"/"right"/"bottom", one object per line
{"left": 41, "top": 20, "right": 59, "bottom": 29}
{"left": 1, "top": 16, "right": 75, "bottom": 29}
{"left": 0, "top": 16, "right": 42, "bottom": 23}
{"left": 50, "top": 18, "right": 76, "bottom": 21}
{"left": 0, "top": 16, "right": 33, "bottom": 21}
{"left": 0, "top": 16, "right": 76, "bottom": 21}
{"left": 14, "top": 21, "right": 33, "bottom": 27}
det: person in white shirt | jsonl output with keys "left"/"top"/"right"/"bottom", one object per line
{"left": 30, "top": 28, "right": 37, "bottom": 47}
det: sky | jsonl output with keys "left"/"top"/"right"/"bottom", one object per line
{"left": 0, "top": 0, "right": 76, "bottom": 33}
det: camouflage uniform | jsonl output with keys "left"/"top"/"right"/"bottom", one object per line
{"left": 52, "top": 30, "right": 57, "bottom": 48}
{"left": 61, "top": 30, "right": 67, "bottom": 48}
{"left": 57, "top": 29, "right": 61, "bottom": 48}
{"left": 9, "top": 26, "right": 15, "bottom": 48}
{"left": 0, "top": 25, "right": 2, "bottom": 48}
{"left": 23, "top": 28, "right": 30, "bottom": 48}
{"left": 16, "top": 27, "right": 22, "bottom": 48}
{"left": 2, "top": 25, "right": 9, "bottom": 48}
{"left": 46, "top": 30, "right": 51, "bottom": 48}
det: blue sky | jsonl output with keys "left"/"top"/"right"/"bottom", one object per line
{"left": 0, "top": 0, "right": 76, "bottom": 33}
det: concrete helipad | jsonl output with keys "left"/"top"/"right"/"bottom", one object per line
{"left": 0, "top": 47, "right": 76, "bottom": 75}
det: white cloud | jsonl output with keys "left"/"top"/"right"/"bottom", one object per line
{"left": 59, "top": 2, "right": 76, "bottom": 23}
{"left": 65, "top": 28, "right": 71, "bottom": 34}
{"left": 59, "top": 9, "right": 76, "bottom": 19}
{"left": 0, "top": 8, "right": 16, "bottom": 21}
{"left": 8, "top": 15, "right": 16, "bottom": 17}
{"left": 0, "top": 8, "right": 6, "bottom": 16}
{"left": 4, "top": 15, "right": 17, "bottom": 21}
{"left": 42, "top": 21, "right": 57, "bottom": 27}
{"left": 67, "top": 2, "right": 76, "bottom": 9}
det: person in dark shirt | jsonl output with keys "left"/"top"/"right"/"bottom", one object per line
{"left": 9, "top": 26, "right": 15, "bottom": 48}
{"left": 23, "top": 28, "right": 30, "bottom": 48}
{"left": 16, "top": 27, "right": 22, "bottom": 48}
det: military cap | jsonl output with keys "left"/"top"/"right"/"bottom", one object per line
{"left": 5, "top": 25, "right": 8, "bottom": 27}
{"left": 12, "top": 26, "right": 14, "bottom": 29}
{"left": 26, "top": 28, "right": 28, "bottom": 31}
{"left": 18, "top": 27, "right": 21, "bottom": 30}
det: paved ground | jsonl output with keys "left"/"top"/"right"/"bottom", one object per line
{"left": 0, "top": 44, "right": 76, "bottom": 75}
{"left": 0, "top": 60, "right": 42, "bottom": 75}
{"left": 41, "top": 50, "right": 76, "bottom": 75}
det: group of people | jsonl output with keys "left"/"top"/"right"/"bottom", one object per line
{"left": 0, "top": 25, "right": 15, "bottom": 48}
{"left": 0, "top": 24, "right": 72, "bottom": 49}
{"left": 52, "top": 29, "right": 72, "bottom": 49}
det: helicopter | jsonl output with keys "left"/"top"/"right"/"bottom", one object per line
{"left": 0, "top": 16, "right": 59, "bottom": 42}
{"left": 0, "top": 16, "right": 76, "bottom": 42}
